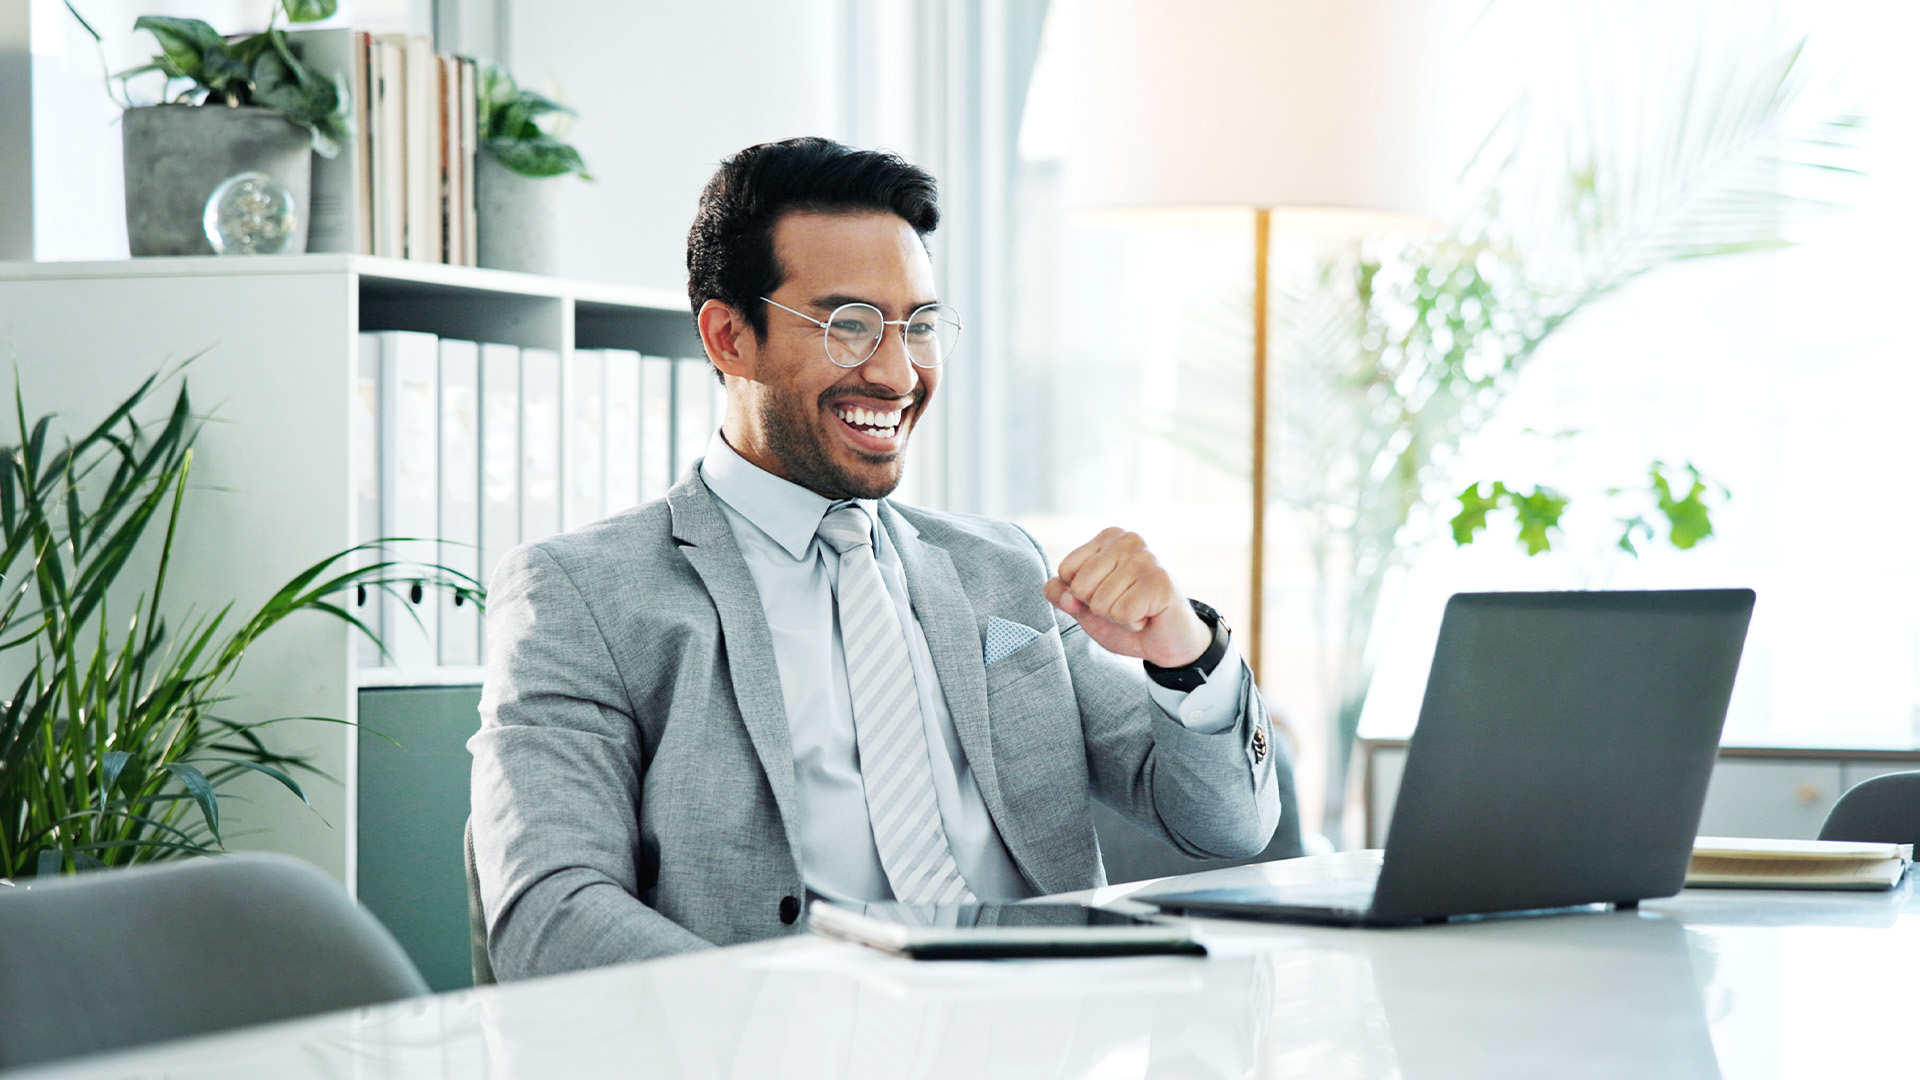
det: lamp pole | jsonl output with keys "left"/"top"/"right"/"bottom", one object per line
{"left": 1250, "top": 208, "right": 1271, "bottom": 683}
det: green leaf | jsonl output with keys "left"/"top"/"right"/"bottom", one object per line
{"left": 1449, "top": 481, "right": 1505, "bottom": 546}
{"left": 1510, "top": 486, "right": 1569, "bottom": 556}
{"left": 250, "top": 42, "right": 348, "bottom": 158}
{"left": 37, "top": 850, "right": 64, "bottom": 876}
{"left": 132, "top": 16, "right": 229, "bottom": 88}
{"left": 212, "top": 757, "right": 308, "bottom": 804}
{"left": 485, "top": 136, "right": 589, "bottom": 180}
{"left": 279, "top": 0, "right": 338, "bottom": 23}
{"left": 162, "top": 761, "right": 220, "bottom": 843}
{"left": 100, "top": 749, "right": 132, "bottom": 794}
{"left": 1653, "top": 462, "right": 1718, "bottom": 550}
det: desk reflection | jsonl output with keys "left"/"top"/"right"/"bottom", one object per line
{"left": 464, "top": 946, "right": 1272, "bottom": 1079}
{"left": 1362, "top": 912, "right": 1720, "bottom": 1080}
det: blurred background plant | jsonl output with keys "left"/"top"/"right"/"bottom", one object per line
{"left": 1153, "top": 28, "right": 1860, "bottom": 835}
{"left": 477, "top": 62, "right": 591, "bottom": 180}
{"left": 0, "top": 368, "right": 477, "bottom": 879}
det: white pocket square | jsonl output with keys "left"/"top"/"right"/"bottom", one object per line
{"left": 983, "top": 616, "right": 1044, "bottom": 666}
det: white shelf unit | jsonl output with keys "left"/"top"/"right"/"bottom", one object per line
{"left": 0, "top": 255, "right": 698, "bottom": 887}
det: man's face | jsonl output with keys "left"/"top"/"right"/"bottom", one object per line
{"left": 731, "top": 211, "right": 941, "bottom": 500}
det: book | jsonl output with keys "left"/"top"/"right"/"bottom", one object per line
{"left": 459, "top": 57, "right": 478, "bottom": 266}
{"left": 1687, "top": 836, "right": 1913, "bottom": 890}
{"left": 437, "top": 338, "right": 481, "bottom": 667}
{"left": 403, "top": 35, "right": 439, "bottom": 263}
{"left": 288, "top": 29, "right": 370, "bottom": 254}
{"left": 437, "top": 54, "right": 457, "bottom": 265}
{"left": 372, "top": 36, "right": 406, "bottom": 258}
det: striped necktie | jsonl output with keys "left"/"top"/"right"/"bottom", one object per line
{"left": 817, "top": 503, "right": 975, "bottom": 905}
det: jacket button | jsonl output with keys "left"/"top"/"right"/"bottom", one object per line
{"left": 779, "top": 895, "right": 801, "bottom": 924}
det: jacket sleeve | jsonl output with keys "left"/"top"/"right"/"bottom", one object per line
{"left": 468, "top": 543, "right": 710, "bottom": 979}
{"left": 1015, "top": 528, "right": 1283, "bottom": 860}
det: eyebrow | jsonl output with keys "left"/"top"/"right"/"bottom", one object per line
{"left": 809, "top": 293, "right": 942, "bottom": 314}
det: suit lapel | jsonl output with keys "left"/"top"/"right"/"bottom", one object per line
{"left": 880, "top": 504, "right": 1029, "bottom": 869}
{"left": 667, "top": 473, "right": 805, "bottom": 872}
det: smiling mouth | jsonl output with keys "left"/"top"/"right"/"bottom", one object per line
{"left": 830, "top": 401, "right": 906, "bottom": 440}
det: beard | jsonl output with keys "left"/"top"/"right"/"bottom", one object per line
{"left": 759, "top": 381, "right": 918, "bottom": 500}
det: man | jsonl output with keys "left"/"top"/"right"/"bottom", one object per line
{"left": 471, "top": 137, "right": 1281, "bottom": 979}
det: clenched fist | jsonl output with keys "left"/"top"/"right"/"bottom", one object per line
{"left": 1043, "top": 527, "right": 1212, "bottom": 668}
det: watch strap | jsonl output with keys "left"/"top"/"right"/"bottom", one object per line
{"left": 1143, "top": 599, "right": 1230, "bottom": 693}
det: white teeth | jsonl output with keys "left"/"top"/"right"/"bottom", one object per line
{"left": 837, "top": 405, "right": 902, "bottom": 432}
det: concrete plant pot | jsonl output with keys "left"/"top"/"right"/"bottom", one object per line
{"left": 476, "top": 151, "right": 559, "bottom": 275}
{"left": 123, "top": 105, "right": 313, "bottom": 257}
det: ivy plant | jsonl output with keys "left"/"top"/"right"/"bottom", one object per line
{"left": 1450, "top": 461, "right": 1725, "bottom": 557}
{"left": 65, "top": 0, "right": 351, "bottom": 158}
{"left": 478, "top": 62, "right": 593, "bottom": 180}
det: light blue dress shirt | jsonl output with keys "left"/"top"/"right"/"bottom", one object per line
{"left": 699, "top": 433, "right": 1245, "bottom": 902}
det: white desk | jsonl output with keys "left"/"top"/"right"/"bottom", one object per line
{"left": 14, "top": 856, "right": 1917, "bottom": 1079}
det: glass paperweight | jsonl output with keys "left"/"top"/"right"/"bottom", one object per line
{"left": 203, "top": 171, "right": 299, "bottom": 256}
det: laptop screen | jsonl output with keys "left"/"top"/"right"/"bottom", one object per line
{"left": 1370, "top": 589, "right": 1754, "bottom": 922}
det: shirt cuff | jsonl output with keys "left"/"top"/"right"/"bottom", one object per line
{"left": 1146, "top": 631, "right": 1245, "bottom": 735}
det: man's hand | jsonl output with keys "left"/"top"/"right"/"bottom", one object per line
{"left": 1044, "top": 528, "right": 1212, "bottom": 668}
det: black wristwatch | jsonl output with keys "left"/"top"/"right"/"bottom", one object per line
{"left": 1142, "top": 599, "right": 1231, "bottom": 693}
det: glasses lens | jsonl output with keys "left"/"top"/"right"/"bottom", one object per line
{"left": 903, "top": 305, "right": 962, "bottom": 368}
{"left": 823, "top": 304, "right": 884, "bottom": 368}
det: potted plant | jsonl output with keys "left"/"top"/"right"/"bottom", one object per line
{"left": 0, "top": 367, "right": 474, "bottom": 879}
{"left": 66, "top": 0, "right": 351, "bottom": 256}
{"left": 474, "top": 62, "right": 591, "bottom": 274}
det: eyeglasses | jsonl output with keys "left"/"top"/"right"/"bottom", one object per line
{"left": 760, "top": 296, "right": 963, "bottom": 369}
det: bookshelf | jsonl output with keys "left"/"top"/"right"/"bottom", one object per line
{"left": 0, "top": 255, "right": 700, "bottom": 895}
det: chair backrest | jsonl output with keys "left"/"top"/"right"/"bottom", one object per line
{"left": 1819, "top": 770, "right": 1920, "bottom": 847}
{"left": 0, "top": 853, "right": 427, "bottom": 1071}
{"left": 466, "top": 816, "right": 496, "bottom": 986}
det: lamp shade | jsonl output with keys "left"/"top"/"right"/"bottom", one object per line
{"left": 1065, "top": 0, "right": 1450, "bottom": 232}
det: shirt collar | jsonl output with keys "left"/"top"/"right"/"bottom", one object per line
{"left": 700, "top": 431, "right": 882, "bottom": 561}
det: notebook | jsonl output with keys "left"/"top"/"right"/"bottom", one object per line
{"left": 1140, "top": 589, "right": 1756, "bottom": 926}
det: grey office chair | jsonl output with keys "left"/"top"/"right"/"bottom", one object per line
{"left": 1819, "top": 770, "right": 1920, "bottom": 847}
{"left": 0, "top": 853, "right": 427, "bottom": 1071}
{"left": 465, "top": 817, "right": 497, "bottom": 986}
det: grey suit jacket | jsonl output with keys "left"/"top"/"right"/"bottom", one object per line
{"left": 470, "top": 470, "right": 1281, "bottom": 979}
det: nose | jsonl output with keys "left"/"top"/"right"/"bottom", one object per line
{"left": 858, "top": 323, "right": 920, "bottom": 397}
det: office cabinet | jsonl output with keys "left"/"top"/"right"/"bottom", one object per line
{"left": 0, "top": 256, "right": 697, "bottom": 897}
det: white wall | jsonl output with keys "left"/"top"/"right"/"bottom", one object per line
{"left": 507, "top": 0, "right": 848, "bottom": 294}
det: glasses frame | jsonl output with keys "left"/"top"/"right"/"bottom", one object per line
{"left": 759, "top": 296, "right": 961, "bottom": 369}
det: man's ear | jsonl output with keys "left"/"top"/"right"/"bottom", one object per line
{"left": 698, "top": 299, "right": 756, "bottom": 381}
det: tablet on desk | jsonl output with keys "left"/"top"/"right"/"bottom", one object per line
{"left": 807, "top": 900, "right": 1207, "bottom": 960}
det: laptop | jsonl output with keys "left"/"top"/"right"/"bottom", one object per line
{"left": 1140, "top": 589, "right": 1755, "bottom": 926}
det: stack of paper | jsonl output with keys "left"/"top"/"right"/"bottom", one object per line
{"left": 1687, "top": 836, "right": 1913, "bottom": 890}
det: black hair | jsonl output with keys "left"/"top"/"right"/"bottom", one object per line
{"left": 686, "top": 137, "right": 941, "bottom": 343}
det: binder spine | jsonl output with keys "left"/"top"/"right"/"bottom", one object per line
{"left": 602, "top": 349, "right": 642, "bottom": 516}
{"left": 563, "top": 348, "right": 606, "bottom": 532}
{"left": 437, "top": 339, "right": 482, "bottom": 667}
{"left": 379, "top": 330, "right": 441, "bottom": 671}
{"left": 353, "top": 333, "right": 384, "bottom": 666}
{"left": 520, "top": 348, "right": 563, "bottom": 543}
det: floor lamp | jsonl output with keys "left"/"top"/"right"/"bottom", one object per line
{"left": 1065, "top": 0, "right": 1447, "bottom": 684}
